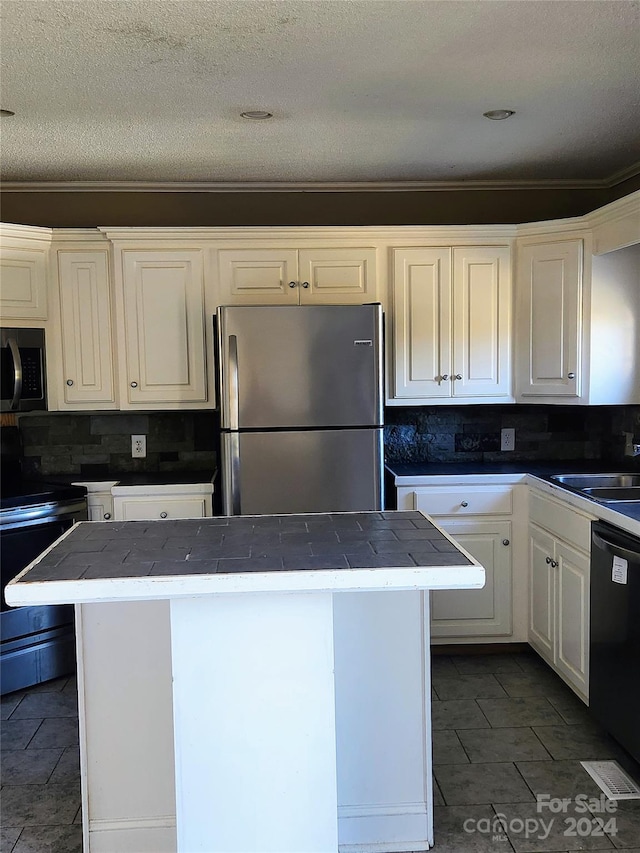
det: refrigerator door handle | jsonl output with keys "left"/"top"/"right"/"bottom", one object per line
{"left": 228, "top": 334, "right": 239, "bottom": 431}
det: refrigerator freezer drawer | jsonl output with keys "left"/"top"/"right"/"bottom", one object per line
{"left": 222, "top": 428, "right": 383, "bottom": 515}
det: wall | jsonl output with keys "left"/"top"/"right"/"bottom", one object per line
{"left": 384, "top": 404, "right": 640, "bottom": 467}
{"left": 16, "top": 404, "right": 640, "bottom": 477}
{"left": 17, "top": 412, "right": 218, "bottom": 478}
{"left": 3, "top": 175, "right": 639, "bottom": 228}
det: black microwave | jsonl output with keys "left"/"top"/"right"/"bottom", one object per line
{"left": 0, "top": 328, "right": 47, "bottom": 412}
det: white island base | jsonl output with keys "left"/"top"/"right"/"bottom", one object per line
{"left": 76, "top": 591, "right": 434, "bottom": 853}
{"left": 7, "top": 511, "right": 483, "bottom": 853}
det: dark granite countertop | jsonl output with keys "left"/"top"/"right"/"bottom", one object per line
{"left": 15, "top": 511, "right": 472, "bottom": 585}
{"left": 386, "top": 461, "right": 639, "bottom": 478}
{"left": 44, "top": 471, "right": 217, "bottom": 487}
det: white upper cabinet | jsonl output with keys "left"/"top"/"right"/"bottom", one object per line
{"left": 217, "top": 246, "right": 377, "bottom": 305}
{"left": 392, "top": 247, "right": 451, "bottom": 399}
{"left": 115, "top": 249, "right": 209, "bottom": 408}
{"left": 56, "top": 249, "right": 116, "bottom": 409}
{"left": 0, "top": 225, "right": 51, "bottom": 321}
{"left": 516, "top": 238, "right": 582, "bottom": 399}
{"left": 392, "top": 245, "right": 512, "bottom": 403}
{"left": 516, "top": 223, "right": 639, "bottom": 405}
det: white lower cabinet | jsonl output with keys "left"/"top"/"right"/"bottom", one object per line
{"left": 112, "top": 484, "right": 213, "bottom": 521}
{"left": 74, "top": 481, "right": 213, "bottom": 522}
{"left": 429, "top": 518, "right": 512, "bottom": 637}
{"left": 73, "top": 481, "right": 117, "bottom": 521}
{"left": 528, "top": 489, "right": 593, "bottom": 699}
{"left": 397, "top": 482, "right": 524, "bottom": 641}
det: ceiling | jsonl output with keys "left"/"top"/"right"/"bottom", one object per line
{"left": 1, "top": 0, "right": 639, "bottom": 188}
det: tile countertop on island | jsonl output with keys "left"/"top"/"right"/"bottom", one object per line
{"left": 385, "top": 462, "right": 640, "bottom": 536}
{"left": 5, "top": 510, "right": 484, "bottom": 607}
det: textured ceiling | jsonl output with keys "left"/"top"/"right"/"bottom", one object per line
{"left": 1, "top": 0, "right": 639, "bottom": 187}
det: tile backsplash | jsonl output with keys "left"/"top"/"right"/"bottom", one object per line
{"left": 384, "top": 404, "right": 640, "bottom": 467}
{"left": 16, "top": 412, "right": 218, "bottom": 477}
{"left": 12, "top": 404, "right": 640, "bottom": 478}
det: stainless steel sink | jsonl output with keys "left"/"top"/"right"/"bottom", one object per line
{"left": 550, "top": 473, "right": 640, "bottom": 503}
{"left": 551, "top": 473, "right": 640, "bottom": 489}
{"left": 582, "top": 487, "right": 640, "bottom": 502}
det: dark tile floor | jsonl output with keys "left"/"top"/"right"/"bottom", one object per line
{"left": 431, "top": 650, "right": 640, "bottom": 852}
{"left": 1, "top": 648, "right": 639, "bottom": 852}
{"left": 1, "top": 674, "right": 82, "bottom": 853}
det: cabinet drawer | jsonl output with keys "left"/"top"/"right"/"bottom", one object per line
{"left": 529, "top": 490, "right": 592, "bottom": 551}
{"left": 114, "top": 497, "right": 208, "bottom": 521}
{"left": 414, "top": 486, "right": 512, "bottom": 516}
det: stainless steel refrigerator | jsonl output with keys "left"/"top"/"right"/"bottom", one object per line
{"left": 216, "top": 304, "right": 384, "bottom": 515}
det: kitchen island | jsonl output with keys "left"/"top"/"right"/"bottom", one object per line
{"left": 6, "top": 510, "right": 484, "bottom": 853}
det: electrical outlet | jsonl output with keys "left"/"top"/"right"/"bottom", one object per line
{"left": 131, "top": 434, "right": 146, "bottom": 458}
{"left": 501, "top": 428, "right": 515, "bottom": 452}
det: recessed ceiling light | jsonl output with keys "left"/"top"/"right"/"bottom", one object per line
{"left": 0, "top": 109, "right": 15, "bottom": 117}
{"left": 483, "top": 109, "right": 515, "bottom": 120}
{"left": 240, "top": 110, "right": 273, "bottom": 120}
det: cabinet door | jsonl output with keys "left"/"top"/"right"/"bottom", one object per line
{"left": 0, "top": 247, "right": 48, "bottom": 320}
{"left": 298, "top": 248, "right": 377, "bottom": 304}
{"left": 430, "top": 519, "right": 512, "bottom": 637}
{"left": 555, "top": 540, "right": 589, "bottom": 697}
{"left": 58, "top": 251, "right": 116, "bottom": 408}
{"left": 517, "top": 240, "right": 582, "bottom": 398}
{"left": 452, "top": 246, "right": 511, "bottom": 399}
{"left": 113, "top": 496, "right": 209, "bottom": 521}
{"left": 119, "top": 251, "right": 207, "bottom": 405}
{"left": 392, "top": 247, "right": 451, "bottom": 398}
{"left": 528, "top": 524, "right": 556, "bottom": 659}
{"left": 217, "top": 249, "right": 299, "bottom": 304}
{"left": 86, "top": 493, "right": 114, "bottom": 522}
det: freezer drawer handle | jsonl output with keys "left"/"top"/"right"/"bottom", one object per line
{"left": 592, "top": 530, "right": 640, "bottom": 563}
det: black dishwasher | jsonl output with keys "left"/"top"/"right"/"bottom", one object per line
{"left": 590, "top": 520, "right": 640, "bottom": 764}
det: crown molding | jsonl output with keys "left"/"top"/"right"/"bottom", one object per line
{"left": 0, "top": 222, "right": 53, "bottom": 246}
{"left": 97, "top": 224, "right": 518, "bottom": 243}
{"left": 2, "top": 169, "right": 639, "bottom": 194}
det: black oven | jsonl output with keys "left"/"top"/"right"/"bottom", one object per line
{"left": 1, "top": 425, "right": 87, "bottom": 694}
{"left": 1, "top": 327, "right": 47, "bottom": 412}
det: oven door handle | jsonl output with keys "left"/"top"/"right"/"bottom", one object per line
{"left": 7, "top": 337, "right": 23, "bottom": 410}
{"left": 592, "top": 530, "right": 640, "bottom": 564}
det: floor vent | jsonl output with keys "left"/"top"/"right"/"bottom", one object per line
{"left": 581, "top": 761, "right": 640, "bottom": 800}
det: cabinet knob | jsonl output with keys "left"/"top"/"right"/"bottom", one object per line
{"left": 568, "top": 372, "right": 575, "bottom": 379}
{"left": 551, "top": 560, "right": 558, "bottom": 568}
{"left": 546, "top": 556, "right": 552, "bottom": 564}
{"left": 130, "top": 381, "right": 138, "bottom": 388}
{"left": 461, "top": 501, "right": 469, "bottom": 507}
{"left": 454, "top": 374, "right": 463, "bottom": 381}
{"left": 66, "top": 379, "right": 74, "bottom": 386}
{"left": 440, "top": 374, "right": 449, "bottom": 381}
{"left": 288, "top": 281, "right": 297, "bottom": 288}
{"left": 301, "top": 281, "right": 310, "bottom": 289}
{"left": 160, "top": 511, "right": 168, "bottom": 519}
{"left": 502, "top": 539, "right": 510, "bottom": 546}
{"left": 103, "top": 512, "right": 111, "bottom": 520}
